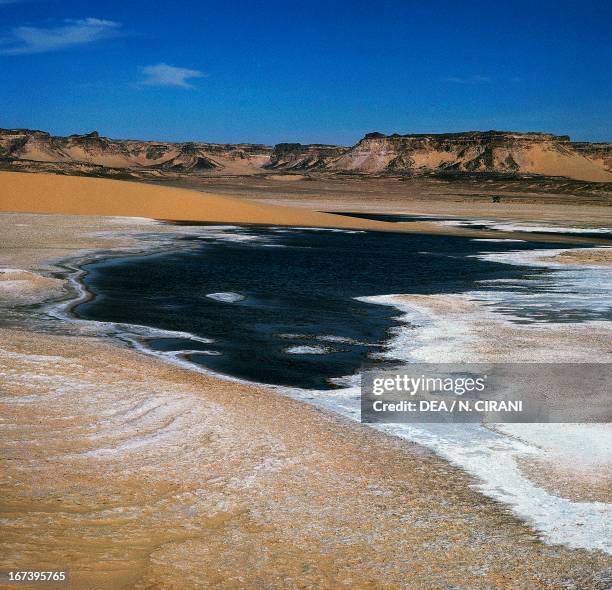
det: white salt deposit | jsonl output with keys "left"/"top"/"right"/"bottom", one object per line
{"left": 285, "top": 345, "right": 328, "bottom": 354}
{"left": 205, "top": 292, "right": 245, "bottom": 303}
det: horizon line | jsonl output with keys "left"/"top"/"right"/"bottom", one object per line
{"left": 2, "top": 125, "right": 611, "bottom": 147}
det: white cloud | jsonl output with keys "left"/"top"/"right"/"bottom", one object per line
{"left": 140, "top": 63, "right": 204, "bottom": 89}
{"left": 0, "top": 17, "right": 121, "bottom": 55}
{"left": 442, "top": 75, "right": 491, "bottom": 84}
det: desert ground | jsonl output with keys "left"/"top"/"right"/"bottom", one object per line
{"left": 1, "top": 171, "right": 611, "bottom": 245}
{"left": 0, "top": 171, "right": 610, "bottom": 589}
{"left": 171, "top": 173, "right": 612, "bottom": 223}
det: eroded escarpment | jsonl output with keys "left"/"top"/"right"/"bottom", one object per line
{"left": 325, "top": 131, "right": 612, "bottom": 181}
{"left": 0, "top": 129, "right": 273, "bottom": 177}
{"left": 2, "top": 128, "right": 611, "bottom": 182}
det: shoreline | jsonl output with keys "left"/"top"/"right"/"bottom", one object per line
{"left": 51, "top": 222, "right": 611, "bottom": 554}
{"left": 1, "top": 212, "right": 611, "bottom": 588}
{"left": 40, "top": 236, "right": 259, "bottom": 390}
{"left": 355, "top": 292, "right": 611, "bottom": 553}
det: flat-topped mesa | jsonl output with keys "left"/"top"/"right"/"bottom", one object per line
{"left": 266, "top": 143, "right": 350, "bottom": 170}
{"left": 0, "top": 127, "right": 610, "bottom": 182}
{"left": 327, "top": 131, "right": 612, "bottom": 181}
{"left": 363, "top": 130, "right": 572, "bottom": 142}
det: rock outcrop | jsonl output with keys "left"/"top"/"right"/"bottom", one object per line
{"left": 266, "top": 143, "right": 349, "bottom": 170}
{"left": 325, "top": 131, "right": 612, "bottom": 182}
{"left": 1, "top": 128, "right": 610, "bottom": 182}
{"left": 0, "top": 129, "right": 272, "bottom": 176}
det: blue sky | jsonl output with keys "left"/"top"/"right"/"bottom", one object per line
{"left": 1, "top": 0, "right": 610, "bottom": 144}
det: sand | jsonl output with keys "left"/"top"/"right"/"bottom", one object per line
{"left": 1, "top": 171, "right": 610, "bottom": 246}
{"left": 172, "top": 173, "right": 612, "bottom": 216}
{"left": 382, "top": 293, "right": 612, "bottom": 505}
{"left": 520, "top": 144, "right": 612, "bottom": 183}
{"left": 2, "top": 325, "right": 610, "bottom": 590}
{"left": 0, "top": 171, "right": 385, "bottom": 230}
{"left": 0, "top": 269, "right": 65, "bottom": 305}
{"left": 538, "top": 248, "right": 612, "bottom": 266}
{"left": 0, "top": 213, "right": 610, "bottom": 588}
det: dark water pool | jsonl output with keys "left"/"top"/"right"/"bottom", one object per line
{"left": 74, "top": 225, "right": 591, "bottom": 389}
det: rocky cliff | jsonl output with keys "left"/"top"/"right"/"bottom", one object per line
{"left": 0, "top": 129, "right": 272, "bottom": 176}
{"left": 1, "top": 128, "right": 610, "bottom": 182}
{"left": 265, "top": 143, "right": 349, "bottom": 170}
{"left": 324, "top": 131, "right": 612, "bottom": 182}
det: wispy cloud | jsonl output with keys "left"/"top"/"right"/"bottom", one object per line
{"left": 140, "top": 63, "right": 205, "bottom": 89}
{"left": 0, "top": 17, "right": 121, "bottom": 55}
{"left": 442, "top": 75, "right": 491, "bottom": 84}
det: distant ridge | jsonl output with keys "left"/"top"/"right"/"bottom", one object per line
{"left": 1, "top": 128, "right": 610, "bottom": 182}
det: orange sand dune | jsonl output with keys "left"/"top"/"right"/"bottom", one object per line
{"left": 0, "top": 171, "right": 393, "bottom": 231}
{"left": 0, "top": 171, "right": 609, "bottom": 245}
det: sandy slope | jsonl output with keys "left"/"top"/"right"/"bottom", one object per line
{"left": 1, "top": 172, "right": 610, "bottom": 247}
{"left": 0, "top": 172, "right": 387, "bottom": 230}
{"left": 520, "top": 144, "right": 612, "bottom": 182}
